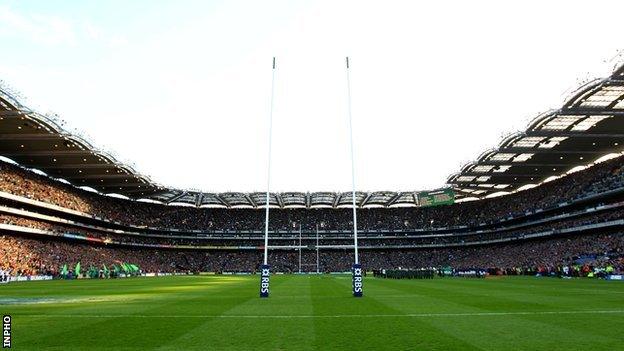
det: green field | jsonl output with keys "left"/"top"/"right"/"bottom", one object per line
{"left": 1, "top": 275, "right": 623, "bottom": 350}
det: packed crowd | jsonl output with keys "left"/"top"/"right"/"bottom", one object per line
{"left": 1, "top": 231, "right": 622, "bottom": 277}
{"left": 2, "top": 204, "right": 623, "bottom": 248}
{"left": 1, "top": 155, "right": 624, "bottom": 232}
{"left": 2, "top": 150, "right": 624, "bottom": 279}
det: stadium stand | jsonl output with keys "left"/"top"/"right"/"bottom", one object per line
{"left": 1, "top": 154, "right": 624, "bottom": 232}
{"left": 1, "top": 155, "right": 623, "bottom": 276}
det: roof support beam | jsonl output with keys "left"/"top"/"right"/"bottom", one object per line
{"left": 195, "top": 193, "right": 203, "bottom": 207}
{"left": 360, "top": 193, "right": 373, "bottom": 207}
{"left": 385, "top": 192, "right": 402, "bottom": 207}
{"left": 606, "top": 92, "right": 624, "bottom": 109}
{"left": 166, "top": 192, "right": 188, "bottom": 204}
{"left": 214, "top": 194, "right": 230, "bottom": 208}
{"left": 276, "top": 194, "right": 284, "bottom": 208}
{"left": 332, "top": 193, "right": 342, "bottom": 208}
{"left": 245, "top": 194, "right": 257, "bottom": 208}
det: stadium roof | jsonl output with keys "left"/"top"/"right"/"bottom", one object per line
{"left": 0, "top": 89, "right": 159, "bottom": 196}
{"left": 2, "top": 63, "right": 624, "bottom": 207}
{"left": 448, "top": 64, "right": 624, "bottom": 198}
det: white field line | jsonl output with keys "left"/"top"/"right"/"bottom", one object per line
{"left": 16, "top": 310, "right": 624, "bottom": 319}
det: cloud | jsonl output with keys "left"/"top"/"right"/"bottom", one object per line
{"left": 0, "top": 6, "right": 125, "bottom": 48}
{"left": 0, "top": 6, "right": 76, "bottom": 46}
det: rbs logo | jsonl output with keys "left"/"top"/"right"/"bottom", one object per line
{"left": 352, "top": 264, "right": 363, "bottom": 297}
{"left": 260, "top": 265, "right": 270, "bottom": 298}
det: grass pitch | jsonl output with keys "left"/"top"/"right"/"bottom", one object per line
{"left": 1, "top": 275, "right": 623, "bottom": 350}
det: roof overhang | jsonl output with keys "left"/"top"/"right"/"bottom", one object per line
{"left": 447, "top": 64, "right": 624, "bottom": 199}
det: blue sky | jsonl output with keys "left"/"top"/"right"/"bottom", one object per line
{"left": 1, "top": 1, "right": 624, "bottom": 194}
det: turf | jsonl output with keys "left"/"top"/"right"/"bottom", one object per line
{"left": 1, "top": 275, "right": 623, "bottom": 350}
